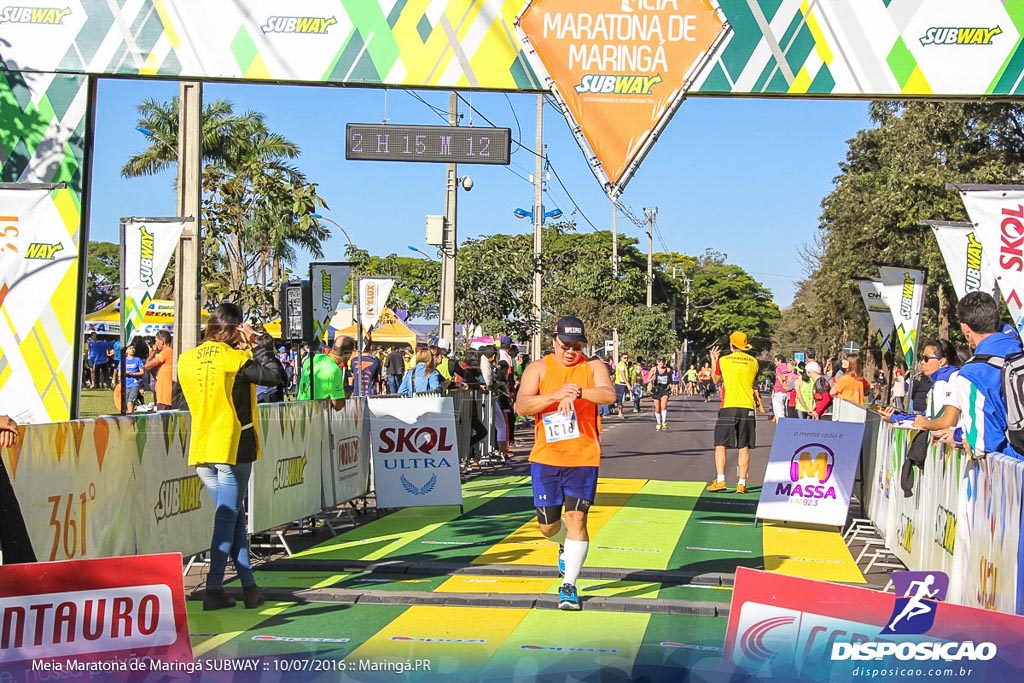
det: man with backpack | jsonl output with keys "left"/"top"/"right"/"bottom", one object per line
{"left": 953, "top": 291, "right": 1024, "bottom": 459}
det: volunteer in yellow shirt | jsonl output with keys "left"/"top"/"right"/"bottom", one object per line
{"left": 708, "top": 331, "right": 760, "bottom": 494}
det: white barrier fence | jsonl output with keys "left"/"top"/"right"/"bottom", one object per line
{"left": 1, "top": 399, "right": 371, "bottom": 562}
{"left": 835, "top": 399, "right": 1023, "bottom": 613}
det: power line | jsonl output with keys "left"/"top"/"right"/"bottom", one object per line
{"left": 547, "top": 162, "right": 600, "bottom": 232}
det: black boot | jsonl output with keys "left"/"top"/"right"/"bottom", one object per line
{"left": 203, "top": 589, "right": 236, "bottom": 611}
{"left": 243, "top": 585, "right": 265, "bottom": 609}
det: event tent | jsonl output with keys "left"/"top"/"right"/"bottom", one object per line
{"left": 264, "top": 307, "right": 418, "bottom": 347}
{"left": 84, "top": 299, "right": 209, "bottom": 337}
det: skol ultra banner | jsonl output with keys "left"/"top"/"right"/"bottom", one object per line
{"left": 756, "top": 418, "right": 865, "bottom": 526}
{"left": 310, "top": 261, "right": 352, "bottom": 342}
{"left": 0, "top": 553, "right": 193, "bottom": 668}
{"left": 878, "top": 265, "right": 926, "bottom": 368}
{"left": 856, "top": 278, "right": 896, "bottom": 350}
{"left": 357, "top": 276, "right": 396, "bottom": 331}
{"left": 929, "top": 221, "right": 998, "bottom": 301}
{"left": 959, "top": 188, "right": 1024, "bottom": 336}
{"left": 121, "top": 219, "right": 188, "bottom": 343}
{"left": 367, "top": 396, "right": 463, "bottom": 509}
{"left": 517, "top": 0, "right": 724, "bottom": 195}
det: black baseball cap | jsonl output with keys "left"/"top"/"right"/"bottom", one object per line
{"left": 554, "top": 316, "right": 587, "bottom": 343}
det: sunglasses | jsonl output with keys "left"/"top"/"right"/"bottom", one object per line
{"left": 920, "top": 355, "right": 942, "bottom": 362}
{"left": 558, "top": 342, "right": 584, "bottom": 352}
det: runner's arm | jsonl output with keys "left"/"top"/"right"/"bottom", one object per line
{"left": 583, "top": 359, "right": 616, "bottom": 405}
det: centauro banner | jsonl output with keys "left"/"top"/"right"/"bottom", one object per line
{"left": 310, "top": 262, "right": 352, "bottom": 343}
{"left": 0, "top": 184, "right": 77, "bottom": 424}
{"left": 358, "top": 276, "right": 396, "bottom": 331}
{"left": 929, "top": 220, "right": 998, "bottom": 302}
{"left": 517, "top": 0, "right": 724, "bottom": 195}
{"left": 958, "top": 188, "right": 1024, "bottom": 336}
{"left": 878, "top": 266, "right": 926, "bottom": 368}
{"left": 855, "top": 278, "right": 895, "bottom": 351}
{"left": 121, "top": 219, "right": 188, "bottom": 343}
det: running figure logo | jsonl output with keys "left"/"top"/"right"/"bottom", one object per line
{"left": 881, "top": 571, "right": 949, "bottom": 635}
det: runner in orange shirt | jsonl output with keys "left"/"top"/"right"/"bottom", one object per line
{"left": 144, "top": 330, "right": 174, "bottom": 410}
{"left": 515, "top": 316, "right": 615, "bottom": 610}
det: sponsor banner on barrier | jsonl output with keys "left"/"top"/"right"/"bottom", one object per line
{"left": 856, "top": 279, "right": 896, "bottom": 351}
{"left": 959, "top": 189, "right": 1024, "bottom": 335}
{"left": 756, "top": 418, "right": 864, "bottom": 526}
{"left": 251, "top": 401, "right": 324, "bottom": 533}
{"left": 0, "top": 553, "right": 192, "bottom": 666}
{"left": 879, "top": 266, "right": 926, "bottom": 368}
{"left": 1, "top": 417, "right": 135, "bottom": 561}
{"left": 368, "top": 396, "right": 462, "bottom": 508}
{"left": 518, "top": 0, "right": 724, "bottom": 193}
{"left": 130, "top": 411, "right": 214, "bottom": 558}
{"left": 929, "top": 221, "right": 997, "bottom": 301}
{"left": 323, "top": 397, "right": 371, "bottom": 508}
{"left": 723, "top": 567, "right": 1024, "bottom": 681}
{"left": 954, "top": 457, "right": 1024, "bottom": 613}
{"left": 121, "top": 219, "right": 187, "bottom": 342}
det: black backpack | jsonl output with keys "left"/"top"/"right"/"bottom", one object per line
{"left": 966, "top": 351, "right": 1024, "bottom": 454}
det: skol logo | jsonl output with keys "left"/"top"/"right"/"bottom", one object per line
{"left": 378, "top": 427, "right": 455, "bottom": 455}
{"left": 0, "top": 6, "right": 71, "bottom": 24}
{"left": 23, "top": 242, "right": 63, "bottom": 260}
{"left": 920, "top": 26, "right": 1002, "bottom": 46}
{"left": 900, "top": 273, "right": 915, "bottom": 318}
{"left": 273, "top": 455, "right": 306, "bottom": 492}
{"left": 139, "top": 225, "right": 155, "bottom": 287}
{"left": 575, "top": 73, "right": 663, "bottom": 95}
{"left": 965, "top": 232, "right": 984, "bottom": 292}
{"left": 775, "top": 443, "right": 837, "bottom": 499}
{"left": 153, "top": 475, "right": 203, "bottom": 524}
{"left": 261, "top": 16, "right": 336, "bottom": 34}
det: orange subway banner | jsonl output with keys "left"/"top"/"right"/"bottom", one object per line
{"left": 518, "top": 0, "right": 724, "bottom": 195}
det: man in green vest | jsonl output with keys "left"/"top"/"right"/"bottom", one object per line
{"left": 297, "top": 335, "right": 354, "bottom": 409}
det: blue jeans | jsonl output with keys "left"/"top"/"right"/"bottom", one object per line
{"left": 196, "top": 462, "right": 255, "bottom": 590}
{"left": 387, "top": 374, "right": 402, "bottom": 395}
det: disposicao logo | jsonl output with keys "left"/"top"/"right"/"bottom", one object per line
{"left": 261, "top": 16, "right": 336, "bottom": 34}
{"left": 920, "top": 26, "right": 1002, "bottom": 46}
{"left": 0, "top": 6, "right": 71, "bottom": 24}
{"left": 832, "top": 571, "right": 997, "bottom": 662}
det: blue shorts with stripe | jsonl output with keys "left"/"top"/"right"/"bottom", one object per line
{"left": 531, "top": 463, "right": 598, "bottom": 508}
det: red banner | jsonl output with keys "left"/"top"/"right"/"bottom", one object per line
{"left": 0, "top": 553, "right": 192, "bottom": 669}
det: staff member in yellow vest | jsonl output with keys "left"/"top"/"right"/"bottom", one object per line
{"left": 708, "top": 331, "right": 760, "bottom": 494}
{"left": 178, "top": 303, "right": 287, "bottom": 611}
{"left": 515, "top": 316, "right": 616, "bottom": 611}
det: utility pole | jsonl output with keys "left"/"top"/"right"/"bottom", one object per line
{"left": 174, "top": 81, "right": 202, "bottom": 365}
{"left": 611, "top": 199, "right": 619, "bottom": 362}
{"left": 644, "top": 207, "right": 657, "bottom": 307}
{"left": 440, "top": 93, "right": 458, "bottom": 348}
{"left": 531, "top": 94, "right": 543, "bottom": 360}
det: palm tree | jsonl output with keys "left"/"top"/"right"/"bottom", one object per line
{"left": 123, "top": 97, "right": 328, "bottom": 318}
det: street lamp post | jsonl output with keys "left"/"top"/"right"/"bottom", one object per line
{"left": 310, "top": 212, "right": 355, "bottom": 253}
{"left": 513, "top": 201, "right": 561, "bottom": 359}
{"left": 407, "top": 245, "right": 437, "bottom": 262}
{"left": 672, "top": 266, "right": 691, "bottom": 370}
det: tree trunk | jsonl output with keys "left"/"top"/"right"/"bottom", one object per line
{"left": 938, "top": 285, "right": 950, "bottom": 339}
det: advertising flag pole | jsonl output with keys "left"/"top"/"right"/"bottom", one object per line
{"left": 118, "top": 219, "right": 127, "bottom": 415}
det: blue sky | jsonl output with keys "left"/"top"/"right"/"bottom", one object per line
{"left": 88, "top": 78, "right": 873, "bottom": 307}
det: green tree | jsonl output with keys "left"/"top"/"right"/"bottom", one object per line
{"left": 85, "top": 241, "right": 119, "bottom": 312}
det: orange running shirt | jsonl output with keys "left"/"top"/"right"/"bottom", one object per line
{"left": 529, "top": 354, "right": 601, "bottom": 468}
{"left": 155, "top": 347, "right": 174, "bottom": 405}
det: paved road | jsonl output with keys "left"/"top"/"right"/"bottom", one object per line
{"left": 597, "top": 393, "right": 778, "bottom": 485}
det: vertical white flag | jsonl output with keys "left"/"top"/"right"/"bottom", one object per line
{"left": 310, "top": 262, "right": 352, "bottom": 342}
{"left": 358, "top": 277, "right": 396, "bottom": 330}
{"left": 856, "top": 279, "right": 896, "bottom": 351}
{"left": 958, "top": 189, "right": 1024, "bottom": 335}
{"left": 928, "top": 221, "right": 997, "bottom": 301}
{"left": 878, "top": 266, "right": 926, "bottom": 368}
{"left": 122, "top": 219, "right": 188, "bottom": 342}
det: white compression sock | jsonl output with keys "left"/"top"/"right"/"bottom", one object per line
{"left": 661, "top": 410, "right": 668, "bottom": 424}
{"left": 562, "top": 538, "right": 589, "bottom": 585}
{"left": 546, "top": 520, "right": 567, "bottom": 546}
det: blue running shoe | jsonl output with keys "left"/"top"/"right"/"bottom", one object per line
{"left": 558, "top": 583, "right": 581, "bottom": 611}
{"left": 558, "top": 545, "right": 565, "bottom": 577}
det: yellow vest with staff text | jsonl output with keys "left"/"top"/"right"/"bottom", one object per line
{"left": 178, "top": 341, "right": 261, "bottom": 466}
